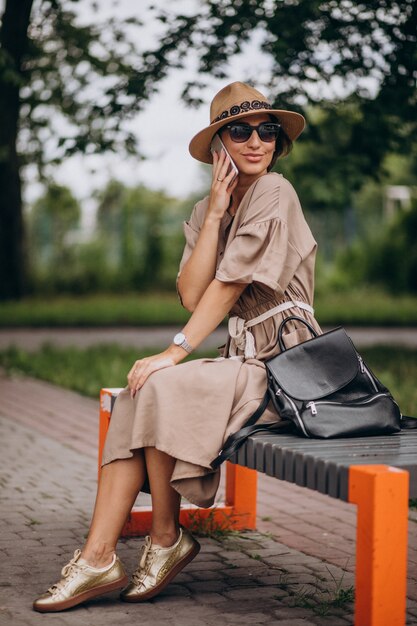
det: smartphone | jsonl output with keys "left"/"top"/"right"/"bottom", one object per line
{"left": 210, "top": 134, "right": 239, "bottom": 182}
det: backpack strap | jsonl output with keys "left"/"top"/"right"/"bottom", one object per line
{"left": 211, "top": 390, "right": 294, "bottom": 469}
{"left": 401, "top": 416, "right": 417, "bottom": 429}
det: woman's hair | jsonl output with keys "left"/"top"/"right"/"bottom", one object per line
{"left": 267, "top": 114, "right": 293, "bottom": 172}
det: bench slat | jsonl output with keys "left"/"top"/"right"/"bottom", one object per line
{"left": 233, "top": 430, "right": 417, "bottom": 500}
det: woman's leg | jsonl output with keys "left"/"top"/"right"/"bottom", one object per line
{"left": 120, "top": 447, "right": 199, "bottom": 602}
{"left": 144, "top": 447, "right": 181, "bottom": 547}
{"left": 33, "top": 451, "right": 146, "bottom": 612}
{"left": 82, "top": 447, "right": 180, "bottom": 564}
{"left": 81, "top": 450, "right": 146, "bottom": 566}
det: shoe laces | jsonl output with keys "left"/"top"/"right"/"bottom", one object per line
{"left": 48, "top": 549, "right": 84, "bottom": 595}
{"left": 132, "top": 537, "right": 154, "bottom": 586}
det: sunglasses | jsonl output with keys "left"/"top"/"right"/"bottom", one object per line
{"left": 223, "top": 122, "right": 281, "bottom": 143}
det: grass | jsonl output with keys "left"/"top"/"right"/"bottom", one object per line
{"left": 0, "top": 293, "right": 189, "bottom": 328}
{"left": 292, "top": 582, "right": 354, "bottom": 617}
{"left": 316, "top": 288, "right": 417, "bottom": 327}
{"left": 185, "top": 508, "right": 244, "bottom": 540}
{"left": 1, "top": 288, "right": 417, "bottom": 327}
{"left": 0, "top": 344, "right": 416, "bottom": 416}
{"left": 290, "top": 566, "right": 354, "bottom": 617}
{"left": 219, "top": 536, "right": 354, "bottom": 619}
{"left": 0, "top": 344, "right": 218, "bottom": 398}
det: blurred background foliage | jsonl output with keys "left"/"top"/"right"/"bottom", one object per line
{"left": 26, "top": 179, "right": 196, "bottom": 294}
{"left": 1, "top": 0, "right": 417, "bottom": 310}
{"left": 23, "top": 125, "right": 417, "bottom": 299}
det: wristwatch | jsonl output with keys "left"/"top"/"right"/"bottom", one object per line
{"left": 173, "top": 332, "right": 193, "bottom": 354}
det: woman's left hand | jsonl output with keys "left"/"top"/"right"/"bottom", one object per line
{"left": 127, "top": 351, "right": 176, "bottom": 398}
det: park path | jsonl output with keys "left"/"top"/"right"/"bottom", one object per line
{"left": 0, "top": 368, "right": 417, "bottom": 625}
{"left": 1, "top": 326, "right": 417, "bottom": 352}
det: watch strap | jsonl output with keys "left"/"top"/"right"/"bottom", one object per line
{"left": 180, "top": 337, "right": 193, "bottom": 354}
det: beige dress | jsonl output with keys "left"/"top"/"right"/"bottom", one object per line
{"left": 102, "top": 172, "right": 321, "bottom": 508}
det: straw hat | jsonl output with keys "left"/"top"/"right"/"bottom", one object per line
{"left": 189, "top": 81, "right": 306, "bottom": 164}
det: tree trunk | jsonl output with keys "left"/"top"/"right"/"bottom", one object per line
{"left": 0, "top": 0, "right": 33, "bottom": 300}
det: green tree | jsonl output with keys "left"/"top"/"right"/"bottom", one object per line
{"left": 132, "top": 188, "right": 164, "bottom": 288}
{"left": 139, "top": 0, "right": 417, "bottom": 265}
{"left": 29, "top": 182, "right": 81, "bottom": 267}
{"left": 277, "top": 104, "right": 369, "bottom": 211}
{"left": 140, "top": 0, "right": 416, "bottom": 186}
{"left": 330, "top": 151, "right": 417, "bottom": 292}
{"left": 95, "top": 181, "right": 175, "bottom": 288}
{"left": 274, "top": 103, "right": 371, "bottom": 259}
{"left": 95, "top": 179, "right": 127, "bottom": 268}
{"left": 0, "top": 0, "right": 144, "bottom": 300}
{"left": 352, "top": 152, "right": 417, "bottom": 240}
{"left": 0, "top": 0, "right": 33, "bottom": 300}
{"left": 3, "top": 0, "right": 416, "bottom": 299}
{"left": 335, "top": 199, "right": 417, "bottom": 293}
{"left": 150, "top": 1, "right": 416, "bottom": 145}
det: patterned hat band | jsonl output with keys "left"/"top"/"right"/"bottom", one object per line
{"left": 211, "top": 100, "right": 273, "bottom": 124}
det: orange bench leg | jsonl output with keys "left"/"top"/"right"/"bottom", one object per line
{"left": 99, "top": 388, "right": 257, "bottom": 536}
{"left": 348, "top": 464, "right": 409, "bottom": 626}
{"left": 225, "top": 462, "right": 257, "bottom": 529}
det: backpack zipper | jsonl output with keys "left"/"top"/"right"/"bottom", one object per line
{"left": 276, "top": 388, "right": 309, "bottom": 436}
{"left": 358, "top": 356, "right": 402, "bottom": 415}
{"left": 306, "top": 393, "right": 390, "bottom": 416}
{"left": 357, "top": 355, "right": 379, "bottom": 392}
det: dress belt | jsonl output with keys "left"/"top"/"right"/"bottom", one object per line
{"left": 228, "top": 300, "right": 314, "bottom": 360}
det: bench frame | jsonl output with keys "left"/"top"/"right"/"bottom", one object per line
{"left": 99, "top": 388, "right": 410, "bottom": 626}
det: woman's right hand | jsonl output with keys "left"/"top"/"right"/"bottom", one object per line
{"left": 207, "top": 150, "right": 238, "bottom": 221}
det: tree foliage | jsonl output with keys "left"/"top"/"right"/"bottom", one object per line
{"left": 141, "top": 0, "right": 417, "bottom": 170}
{"left": 29, "top": 182, "right": 81, "bottom": 263}
{"left": 277, "top": 102, "right": 372, "bottom": 211}
{"left": 95, "top": 181, "right": 172, "bottom": 281}
{"left": 16, "top": 0, "right": 148, "bottom": 172}
{"left": 26, "top": 178, "right": 186, "bottom": 294}
{"left": 0, "top": 0, "right": 146, "bottom": 299}
{"left": 8, "top": 0, "right": 416, "bottom": 183}
{"left": 1, "top": 0, "right": 416, "bottom": 300}
{"left": 335, "top": 200, "right": 417, "bottom": 293}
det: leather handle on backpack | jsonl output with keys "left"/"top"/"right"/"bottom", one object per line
{"left": 278, "top": 315, "right": 318, "bottom": 352}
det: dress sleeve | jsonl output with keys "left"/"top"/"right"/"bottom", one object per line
{"left": 215, "top": 217, "right": 301, "bottom": 294}
{"left": 215, "top": 174, "right": 306, "bottom": 294}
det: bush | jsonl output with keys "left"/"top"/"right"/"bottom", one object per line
{"left": 366, "top": 201, "right": 417, "bottom": 292}
{"left": 29, "top": 241, "right": 123, "bottom": 295}
{"left": 332, "top": 200, "right": 417, "bottom": 293}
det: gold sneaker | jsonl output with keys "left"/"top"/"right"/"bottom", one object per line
{"left": 121, "top": 527, "right": 200, "bottom": 602}
{"left": 33, "top": 549, "right": 128, "bottom": 612}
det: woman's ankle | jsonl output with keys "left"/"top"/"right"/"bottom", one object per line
{"left": 81, "top": 542, "right": 115, "bottom": 568}
{"left": 150, "top": 527, "right": 180, "bottom": 548}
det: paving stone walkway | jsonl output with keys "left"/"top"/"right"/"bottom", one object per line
{"left": 0, "top": 370, "right": 416, "bottom": 625}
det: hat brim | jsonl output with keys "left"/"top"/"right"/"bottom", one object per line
{"left": 189, "top": 109, "right": 306, "bottom": 164}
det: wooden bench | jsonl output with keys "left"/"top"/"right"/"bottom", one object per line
{"left": 99, "top": 387, "right": 417, "bottom": 626}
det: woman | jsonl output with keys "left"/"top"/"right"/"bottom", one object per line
{"left": 33, "top": 81, "right": 321, "bottom": 612}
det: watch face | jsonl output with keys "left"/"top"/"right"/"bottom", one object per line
{"left": 173, "top": 332, "right": 185, "bottom": 346}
